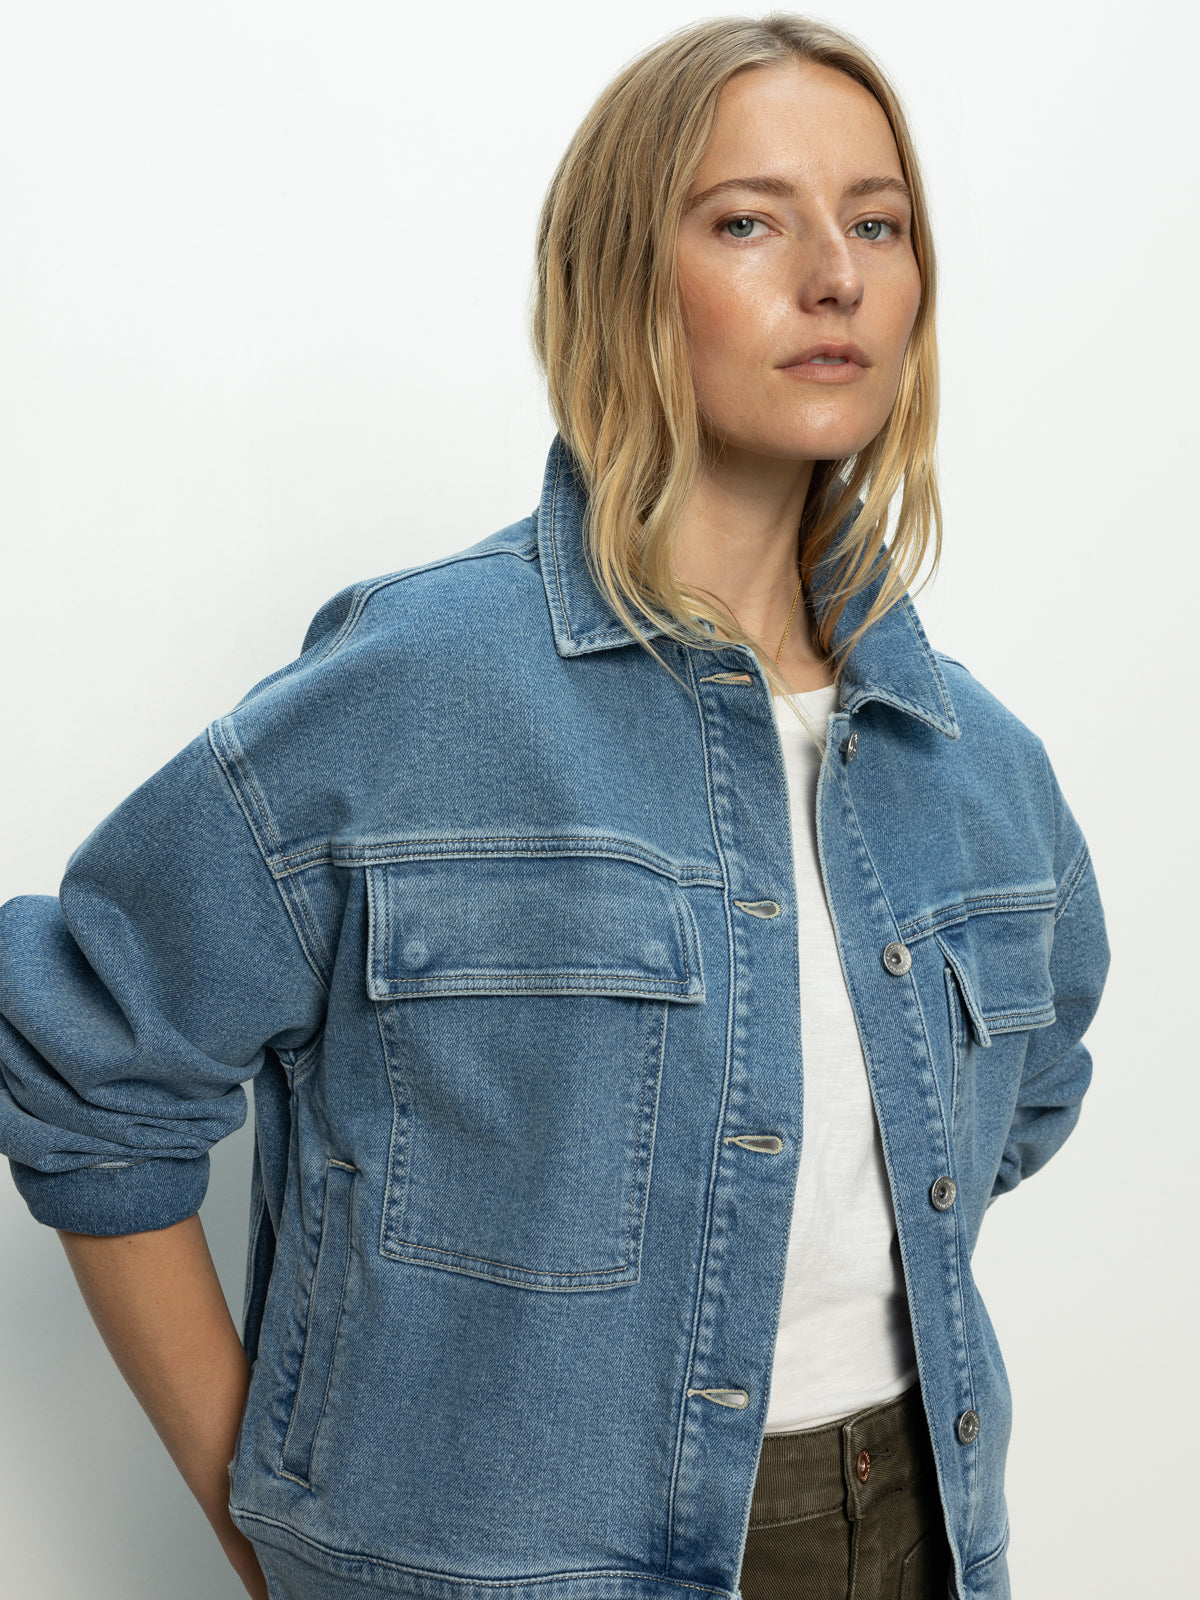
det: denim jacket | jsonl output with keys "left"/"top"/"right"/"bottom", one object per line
{"left": 0, "top": 435, "right": 1109, "bottom": 1600}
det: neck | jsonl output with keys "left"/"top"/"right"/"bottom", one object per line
{"left": 672, "top": 442, "right": 833, "bottom": 688}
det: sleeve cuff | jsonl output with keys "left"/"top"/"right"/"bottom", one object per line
{"left": 8, "top": 1152, "right": 211, "bottom": 1235}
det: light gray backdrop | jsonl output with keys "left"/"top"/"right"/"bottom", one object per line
{"left": 1, "top": 2, "right": 1194, "bottom": 1595}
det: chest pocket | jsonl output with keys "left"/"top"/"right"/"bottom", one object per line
{"left": 364, "top": 850, "right": 705, "bottom": 1292}
{"left": 930, "top": 893, "right": 1057, "bottom": 1128}
{"left": 934, "top": 896, "right": 1057, "bottom": 1048}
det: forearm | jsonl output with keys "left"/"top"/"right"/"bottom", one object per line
{"left": 58, "top": 1212, "right": 267, "bottom": 1596}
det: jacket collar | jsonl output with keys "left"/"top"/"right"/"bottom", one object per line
{"left": 536, "top": 432, "right": 959, "bottom": 739}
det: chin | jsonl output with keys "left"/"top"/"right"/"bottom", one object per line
{"left": 705, "top": 405, "right": 884, "bottom": 464}
{"left": 724, "top": 428, "right": 879, "bottom": 465}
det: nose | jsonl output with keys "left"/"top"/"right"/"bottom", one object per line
{"left": 793, "top": 221, "right": 864, "bottom": 312}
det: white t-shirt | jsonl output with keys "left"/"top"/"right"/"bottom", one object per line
{"left": 762, "top": 685, "right": 919, "bottom": 1432}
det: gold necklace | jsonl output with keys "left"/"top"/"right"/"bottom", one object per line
{"left": 773, "top": 573, "right": 805, "bottom": 668}
{"left": 772, "top": 571, "right": 830, "bottom": 759}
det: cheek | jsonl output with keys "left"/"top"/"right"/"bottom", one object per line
{"left": 680, "top": 269, "right": 777, "bottom": 380}
{"left": 864, "top": 280, "right": 921, "bottom": 396}
{"left": 893, "top": 267, "right": 923, "bottom": 350}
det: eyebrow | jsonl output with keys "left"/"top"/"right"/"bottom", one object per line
{"left": 685, "top": 174, "right": 913, "bottom": 212}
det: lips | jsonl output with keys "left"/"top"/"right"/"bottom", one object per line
{"left": 780, "top": 342, "right": 871, "bottom": 367}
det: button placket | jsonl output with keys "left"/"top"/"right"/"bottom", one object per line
{"left": 699, "top": 767, "right": 788, "bottom": 1414}
{"left": 724, "top": 899, "right": 787, "bottom": 1152}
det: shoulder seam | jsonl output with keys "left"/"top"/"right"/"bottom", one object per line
{"left": 206, "top": 719, "right": 332, "bottom": 992}
{"left": 1055, "top": 837, "right": 1092, "bottom": 922}
{"left": 305, "top": 533, "right": 539, "bottom": 671}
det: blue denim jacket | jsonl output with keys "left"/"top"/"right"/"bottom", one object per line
{"left": 0, "top": 435, "right": 1109, "bottom": 1600}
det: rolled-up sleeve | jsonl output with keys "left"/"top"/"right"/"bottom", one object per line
{"left": 0, "top": 728, "right": 328, "bottom": 1235}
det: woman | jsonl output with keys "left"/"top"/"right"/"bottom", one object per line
{"left": 0, "top": 13, "right": 1109, "bottom": 1600}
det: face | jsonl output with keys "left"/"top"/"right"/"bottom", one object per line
{"left": 676, "top": 60, "right": 923, "bottom": 467}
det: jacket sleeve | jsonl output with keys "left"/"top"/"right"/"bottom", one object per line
{"left": 0, "top": 727, "right": 329, "bottom": 1236}
{"left": 988, "top": 770, "right": 1110, "bottom": 1205}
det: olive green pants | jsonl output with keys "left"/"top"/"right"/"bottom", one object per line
{"left": 737, "top": 1383, "right": 953, "bottom": 1600}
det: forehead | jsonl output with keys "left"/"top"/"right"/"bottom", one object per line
{"left": 695, "top": 60, "right": 901, "bottom": 186}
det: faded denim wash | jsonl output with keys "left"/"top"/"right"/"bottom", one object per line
{"left": 0, "top": 435, "right": 1109, "bottom": 1600}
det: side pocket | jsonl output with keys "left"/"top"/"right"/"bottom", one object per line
{"left": 899, "top": 1522, "right": 953, "bottom": 1600}
{"left": 280, "top": 1159, "right": 357, "bottom": 1486}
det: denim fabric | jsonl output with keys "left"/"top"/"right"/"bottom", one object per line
{"left": 0, "top": 435, "right": 1109, "bottom": 1600}
{"left": 258, "top": 1382, "right": 952, "bottom": 1600}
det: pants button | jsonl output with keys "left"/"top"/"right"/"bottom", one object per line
{"left": 856, "top": 1448, "right": 871, "bottom": 1483}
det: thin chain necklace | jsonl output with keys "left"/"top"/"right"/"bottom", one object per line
{"left": 772, "top": 571, "right": 832, "bottom": 760}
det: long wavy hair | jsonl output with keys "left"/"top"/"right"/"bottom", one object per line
{"left": 530, "top": 12, "right": 942, "bottom": 697}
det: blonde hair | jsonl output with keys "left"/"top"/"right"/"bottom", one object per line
{"left": 530, "top": 11, "right": 942, "bottom": 698}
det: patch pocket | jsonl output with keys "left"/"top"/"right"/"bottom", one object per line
{"left": 933, "top": 897, "right": 1057, "bottom": 1049}
{"left": 365, "top": 851, "right": 705, "bottom": 1292}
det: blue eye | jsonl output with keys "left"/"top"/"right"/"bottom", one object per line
{"left": 719, "top": 215, "right": 900, "bottom": 243}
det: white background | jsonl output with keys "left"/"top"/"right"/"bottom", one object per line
{"left": 1, "top": 3, "right": 1195, "bottom": 1595}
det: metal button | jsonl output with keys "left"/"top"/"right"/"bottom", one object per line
{"left": 957, "top": 1410, "right": 980, "bottom": 1444}
{"left": 882, "top": 941, "right": 912, "bottom": 975}
{"left": 855, "top": 1448, "right": 871, "bottom": 1483}
{"left": 930, "top": 1176, "right": 957, "bottom": 1211}
{"left": 844, "top": 729, "right": 859, "bottom": 764}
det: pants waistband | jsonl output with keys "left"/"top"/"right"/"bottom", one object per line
{"left": 749, "top": 1383, "right": 936, "bottom": 1527}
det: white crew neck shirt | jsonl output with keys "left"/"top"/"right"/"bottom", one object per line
{"left": 763, "top": 685, "right": 919, "bottom": 1431}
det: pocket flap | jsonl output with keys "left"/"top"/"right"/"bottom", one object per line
{"left": 934, "top": 903, "right": 1056, "bottom": 1047}
{"left": 365, "top": 853, "right": 706, "bottom": 1002}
